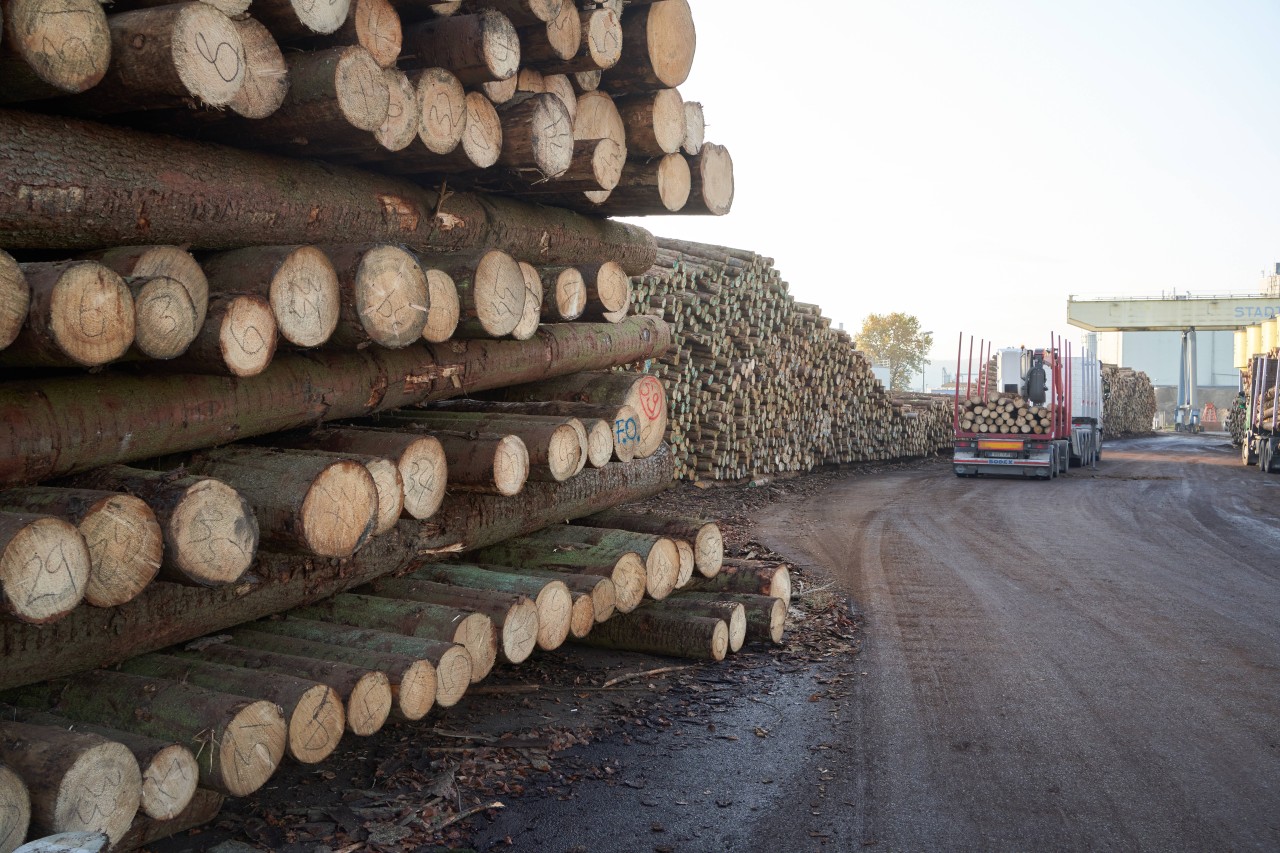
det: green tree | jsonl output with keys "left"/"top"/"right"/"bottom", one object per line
{"left": 857, "top": 313, "right": 933, "bottom": 391}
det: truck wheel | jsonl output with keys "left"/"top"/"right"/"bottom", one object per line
{"left": 1244, "top": 441, "right": 1259, "bottom": 466}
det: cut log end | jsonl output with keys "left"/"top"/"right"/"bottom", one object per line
{"left": 692, "top": 143, "right": 734, "bottom": 216}
{"left": 210, "top": 294, "right": 277, "bottom": 377}
{"left": 535, "top": 581, "right": 573, "bottom": 650}
{"left": 375, "top": 70, "right": 420, "bottom": 153}
{"left": 43, "top": 261, "right": 136, "bottom": 367}
{"left": 630, "top": 373, "right": 669, "bottom": 458}
{"left": 89, "top": 245, "right": 209, "bottom": 331}
{"left": 130, "top": 275, "right": 200, "bottom": 360}
{"left": 612, "top": 551, "right": 647, "bottom": 613}
{"left": 584, "top": 8, "right": 623, "bottom": 70}
{"left": 335, "top": 45, "right": 391, "bottom": 131}
{"left": 79, "top": 493, "right": 163, "bottom": 608}
{"left": 4, "top": 0, "right": 111, "bottom": 95}
{"left": 594, "top": 261, "right": 630, "bottom": 313}
{"left": 289, "top": 684, "right": 346, "bottom": 764}
{"left": 494, "top": 435, "right": 531, "bottom": 497}
{"left": 657, "top": 152, "right": 693, "bottom": 211}
{"left": 568, "top": 592, "right": 594, "bottom": 638}
{"left": 355, "top": 0, "right": 402, "bottom": 69}
{"left": 228, "top": 17, "right": 289, "bottom": 119}
{"left": 0, "top": 763, "right": 31, "bottom": 853}
{"left": 415, "top": 67, "right": 466, "bottom": 155}
{"left": 140, "top": 744, "right": 199, "bottom": 821}
{"left": 674, "top": 539, "right": 695, "bottom": 588}
{"left": 547, "top": 423, "right": 583, "bottom": 482}
{"left": 499, "top": 596, "right": 539, "bottom": 663}
{"left": 293, "top": 0, "right": 352, "bottom": 35}
{"left": 764, "top": 597, "right": 786, "bottom": 644}
{"left": 421, "top": 268, "right": 461, "bottom": 343}
{"left": 459, "top": 89, "right": 503, "bottom": 168}
{"left": 547, "top": 267, "right": 586, "bottom": 321}
{"left": 355, "top": 245, "right": 429, "bottom": 348}
{"left": 645, "top": 0, "right": 696, "bottom": 88}
{"left": 456, "top": 612, "right": 497, "bottom": 683}
{"left": 433, "top": 644, "right": 472, "bottom": 708}
{"left": 0, "top": 514, "right": 90, "bottom": 624}
{"left": 299, "top": 460, "right": 377, "bottom": 558}
{"left": 394, "top": 660, "right": 437, "bottom": 720}
{"left": 397, "top": 435, "right": 447, "bottom": 520}
{"left": 725, "top": 602, "right": 747, "bottom": 652}
{"left": 694, "top": 523, "right": 723, "bottom": 577}
{"left": 171, "top": 3, "right": 248, "bottom": 107}
{"left": 471, "top": 250, "right": 526, "bottom": 337}
{"left": 168, "top": 478, "right": 259, "bottom": 585}
{"left": 585, "top": 418, "right": 613, "bottom": 468}
{"left": 345, "top": 671, "right": 392, "bottom": 736}
{"left": 0, "top": 251, "right": 30, "bottom": 350}
{"left": 588, "top": 577, "right": 615, "bottom": 623}
{"left": 218, "top": 700, "right": 286, "bottom": 797}
{"left": 54, "top": 739, "right": 142, "bottom": 843}
{"left": 644, "top": 537, "right": 680, "bottom": 600}
{"left": 511, "top": 261, "right": 544, "bottom": 341}
{"left": 543, "top": 0, "right": 581, "bottom": 61}
{"left": 269, "top": 246, "right": 341, "bottom": 348}
{"left": 681, "top": 100, "right": 704, "bottom": 155}
{"left": 364, "top": 457, "right": 404, "bottom": 535}
{"left": 612, "top": 404, "right": 641, "bottom": 463}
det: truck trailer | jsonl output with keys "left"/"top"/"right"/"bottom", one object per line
{"left": 1240, "top": 354, "right": 1280, "bottom": 472}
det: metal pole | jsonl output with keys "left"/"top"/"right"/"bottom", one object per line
{"left": 1188, "top": 327, "right": 1198, "bottom": 428}
{"left": 954, "top": 332, "right": 963, "bottom": 432}
{"left": 966, "top": 335, "right": 974, "bottom": 400}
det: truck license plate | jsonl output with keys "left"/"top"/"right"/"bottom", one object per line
{"left": 985, "top": 459, "right": 1014, "bottom": 465}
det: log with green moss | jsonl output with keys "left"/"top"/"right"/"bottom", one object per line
{"left": 673, "top": 591, "right": 786, "bottom": 644}
{"left": 575, "top": 510, "right": 722, "bottom": 577}
{"left": 472, "top": 540, "right": 647, "bottom": 614}
{"left": 683, "top": 558, "right": 791, "bottom": 607}
{"left": 483, "top": 524, "right": 679, "bottom": 600}
{"left": 573, "top": 610, "right": 727, "bottom": 662}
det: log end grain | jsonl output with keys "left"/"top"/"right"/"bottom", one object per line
{"left": 168, "top": 478, "right": 259, "bottom": 585}
{"left": 612, "top": 404, "right": 641, "bottom": 462}
{"left": 651, "top": 87, "right": 686, "bottom": 154}
{"left": 52, "top": 738, "right": 142, "bottom": 843}
{"left": 588, "top": 576, "right": 615, "bottom": 623}
{"left": 355, "top": 245, "right": 429, "bottom": 348}
{"left": 692, "top": 142, "right": 734, "bottom": 215}
{"left": 584, "top": 8, "right": 623, "bottom": 70}
{"left": 375, "top": 70, "right": 420, "bottom": 154}
{"left": 568, "top": 591, "right": 594, "bottom": 638}
{"left": 228, "top": 17, "right": 289, "bottom": 120}
{"left": 433, "top": 643, "right": 471, "bottom": 708}
{"left": 5, "top": 0, "right": 111, "bottom": 95}
{"left": 645, "top": 0, "right": 696, "bottom": 88}
{"left": 694, "top": 522, "right": 723, "bottom": 577}
{"left": 644, "top": 536, "right": 679, "bottom": 600}
{"left": 534, "top": 580, "right": 572, "bottom": 650}
{"left": 612, "top": 550, "right": 647, "bottom": 613}
{"left": 547, "top": 422, "right": 583, "bottom": 482}
{"left": 511, "top": 261, "right": 544, "bottom": 341}
{"left": 394, "top": 659, "right": 437, "bottom": 720}
{"left": 218, "top": 700, "right": 286, "bottom": 797}
{"left": 0, "top": 762, "right": 30, "bottom": 853}
{"left": 591, "top": 137, "right": 625, "bottom": 192}
{"left": 139, "top": 743, "right": 199, "bottom": 821}
{"left": 0, "top": 513, "right": 89, "bottom": 624}
{"left": 656, "top": 151, "right": 692, "bottom": 211}
{"left": 130, "top": 275, "right": 200, "bottom": 360}
{"left": 499, "top": 595, "right": 538, "bottom": 663}
{"left": 547, "top": 266, "right": 585, "bottom": 321}
{"left": 584, "top": 418, "right": 613, "bottom": 468}
{"left": 299, "top": 459, "right": 377, "bottom": 557}
{"left": 415, "top": 67, "right": 466, "bottom": 155}
{"left": 293, "top": 0, "right": 352, "bottom": 36}
{"left": 44, "top": 261, "right": 135, "bottom": 367}
{"left": 681, "top": 100, "right": 704, "bottom": 155}
{"left": 593, "top": 260, "right": 630, "bottom": 313}
{"left": 0, "top": 250, "right": 29, "bottom": 351}
{"left": 355, "top": 0, "right": 403, "bottom": 69}
{"left": 480, "top": 10, "right": 522, "bottom": 82}
{"left": 345, "top": 671, "right": 392, "bottom": 735}
{"left": 421, "top": 268, "right": 461, "bottom": 343}
{"left": 763, "top": 596, "right": 786, "bottom": 644}
{"left": 210, "top": 294, "right": 278, "bottom": 377}
{"left": 673, "top": 538, "right": 694, "bottom": 588}
{"left": 171, "top": 3, "right": 248, "bottom": 107}
{"left": 455, "top": 611, "right": 497, "bottom": 683}
{"left": 90, "top": 245, "right": 209, "bottom": 331}
{"left": 79, "top": 493, "right": 163, "bottom": 608}
{"left": 628, "top": 373, "right": 669, "bottom": 458}
{"left": 471, "top": 249, "right": 526, "bottom": 338}
{"left": 459, "top": 89, "right": 503, "bottom": 168}
{"left": 269, "top": 246, "right": 341, "bottom": 348}
{"left": 493, "top": 434, "right": 531, "bottom": 497}
{"left": 543, "top": 1, "right": 581, "bottom": 61}
{"left": 335, "top": 45, "right": 391, "bottom": 131}
{"left": 364, "top": 457, "right": 404, "bottom": 535}
{"left": 288, "top": 684, "right": 345, "bottom": 764}
{"left": 396, "top": 435, "right": 447, "bottom": 520}
{"left": 725, "top": 601, "right": 746, "bottom": 653}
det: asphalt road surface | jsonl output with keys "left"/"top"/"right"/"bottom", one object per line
{"left": 475, "top": 433, "right": 1280, "bottom": 851}
{"left": 751, "top": 432, "right": 1280, "bottom": 851}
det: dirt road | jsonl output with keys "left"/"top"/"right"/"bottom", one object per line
{"left": 747, "top": 433, "right": 1280, "bottom": 851}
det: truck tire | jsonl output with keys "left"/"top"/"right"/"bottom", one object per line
{"left": 1243, "top": 440, "right": 1258, "bottom": 466}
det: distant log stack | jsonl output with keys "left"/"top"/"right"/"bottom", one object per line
{"left": 621, "top": 238, "right": 954, "bottom": 481}
{"left": 1102, "top": 364, "right": 1157, "bottom": 436}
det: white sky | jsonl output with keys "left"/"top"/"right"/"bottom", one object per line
{"left": 622, "top": 0, "right": 1280, "bottom": 362}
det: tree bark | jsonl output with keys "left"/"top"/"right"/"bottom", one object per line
{"left": 0, "top": 512, "right": 89, "bottom": 624}
{"left": 4, "top": 670, "right": 286, "bottom": 797}
{"left": 1, "top": 261, "right": 134, "bottom": 369}
{"left": 405, "top": 563, "right": 573, "bottom": 651}
{"left": 265, "top": 426, "right": 447, "bottom": 520}
{"left": 676, "top": 591, "right": 785, "bottom": 645}
{"left": 0, "top": 761, "right": 29, "bottom": 853}
{"left": 0, "top": 447, "right": 673, "bottom": 690}
{"left": 576, "top": 511, "right": 721, "bottom": 577}
{"left": 1, "top": 708, "right": 199, "bottom": 822}
{"left": 641, "top": 597, "right": 744, "bottom": 652}
{"left": 185, "top": 446, "right": 377, "bottom": 559}
{"left": 407, "top": 429, "right": 529, "bottom": 496}
{"left": 684, "top": 559, "right": 791, "bottom": 607}
{"left": 242, "top": 617, "right": 471, "bottom": 708}
{"left": 506, "top": 567, "right": 614, "bottom": 623}
{"left": 61, "top": 466, "right": 259, "bottom": 588}
{"left": 496, "top": 91, "right": 573, "bottom": 179}
{"left": 541, "top": 266, "right": 585, "bottom": 321}
{"left": 0, "top": 0, "right": 110, "bottom": 102}
{"left": 491, "top": 524, "right": 678, "bottom": 600}
{"left": 564, "top": 153, "right": 690, "bottom": 215}
{"left": 472, "top": 541, "right": 647, "bottom": 614}
{"left": 0, "top": 721, "right": 140, "bottom": 844}
{"left": 575, "top": 610, "right": 726, "bottom": 661}
{"left": 291, "top": 592, "right": 497, "bottom": 684}
{"left": 324, "top": 244, "right": 430, "bottom": 350}
{"left": 402, "top": 10, "right": 519, "bottom": 85}
{"left": 487, "top": 369, "right": 669, "bottom": 458}
{"left": 0, "top": 315, "right": 670, "bottom": 487}
{"left": 363, "top": 577, "right": 539, "bottom": 664}
{"left": 164, "top": 293, "right": 277, "bottom": 378}
{"left": 165, "top": 642, "right": 393, "bottom": 737}
{"left": 0, "top": 488, "right": 161, "bottom": 608}
{"left": 425, "top": 398, "right": 640, "bottom": 463}
{"left": 377, "top": 410, "right": 583, "bottom": 482}
{"left": 225, "top": 627, "right": 437, "bottom": 720}
{"left": 615, "top": 88, "right": 685, "bottom": 157}
{"left": 526, "top": 7, "right": 621, "bottom": 73}
{"left": 117, "top": 653, "right": 345, "bottom": 765}
{"left": 0, "top": 109, "right": 659, "bottom": 274}
{"left": 202, "top": 245, "right": 341, "bottom": 349}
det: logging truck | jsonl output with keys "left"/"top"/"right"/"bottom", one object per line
{"left": 952, "top": 338, "right": 1102, "bottom": 479}
{"left": 1239, "top": 355, "right": 1280, "bottom": 472}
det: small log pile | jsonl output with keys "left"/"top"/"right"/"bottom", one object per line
{"left": 621, "top": 238, "right": 954, "bottom": 480}
{"left": 1102, "top": 364, "right": 1157, "bottom": 436}
{"left": 957, "top": 395, "right": 1054, "bottom": 434}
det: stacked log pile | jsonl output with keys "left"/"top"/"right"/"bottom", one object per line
{"left": 620, "top": 239, "right": 953, "bottom": 480}
{"left": 957, "top": 394, "right": 1055, "bottom": 434}
{"left": 0, "top": 1, "right": 780, "bottom": 846}
{"left": 1102, "top": 365, "right": 1157, "bottom": 436}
